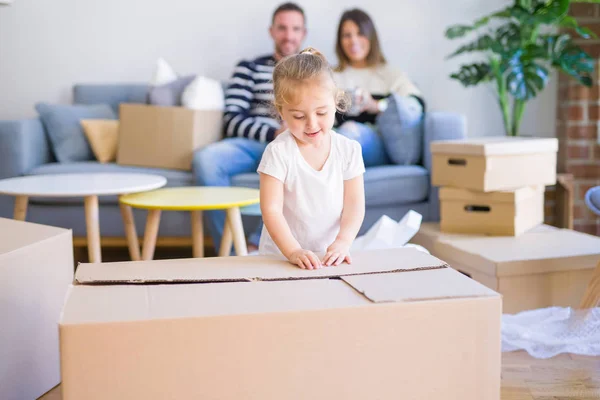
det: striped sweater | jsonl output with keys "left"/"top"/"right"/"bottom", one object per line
{"left": 223, "top": 54, "right": 279, "bottom": 143}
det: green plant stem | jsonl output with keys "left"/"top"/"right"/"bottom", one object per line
{"left": 512, "top": 99, "right": 526, "bottom": 136}
{"left": 492, "top": 58, "right": 512, "bottom": 136}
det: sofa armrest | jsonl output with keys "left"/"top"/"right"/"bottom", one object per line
{"left": 0, "top": 119, "right": 53, "bottom": 179}
{"left": 423, "top": 111, "right": 467, "bottom": 221}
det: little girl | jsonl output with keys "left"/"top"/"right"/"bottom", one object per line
{"left": 257, "top": 47, "right": 366, "bottom": 270}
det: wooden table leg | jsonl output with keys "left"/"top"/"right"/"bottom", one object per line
{"left": 119, "top": 201, "right": 141, "bottom": 261}
{"left": 218, "top": 215, "right": 233, "bottom": 257}
{"left": 84, "top": 195, "right": 102, "bottom": 263}
{"left": 191, "top": 210, "right": 204, "bottom": 258}
{"left": 227, "top": 207, "right": 247, "bottom": 256}
{"left": 142, "top": 209, "right": 161, "bottom": 261}
{"left": 13, "top": 195, "right": 28, "bottom": 221}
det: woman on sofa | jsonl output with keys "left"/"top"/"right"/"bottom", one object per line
{"left": 333, "top": 8, "right": 425, "bottom": 167}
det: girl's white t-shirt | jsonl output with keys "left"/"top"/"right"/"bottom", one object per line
{"left": 257, "top": 130, "right": 365, "bottom": 255}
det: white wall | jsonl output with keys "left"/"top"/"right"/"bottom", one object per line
{"left": 0, "top": 0, "right": 556, "bottom": 137}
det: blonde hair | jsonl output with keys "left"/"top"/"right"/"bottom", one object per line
{"left": 272, "top": 47, "right": 349, "bottom": 113}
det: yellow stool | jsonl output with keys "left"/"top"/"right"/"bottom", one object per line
{"left": 119, "top": 187, "right": 260, "bottom": 260}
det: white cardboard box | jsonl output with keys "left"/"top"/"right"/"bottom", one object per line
{"left": 431, "top": 137, "right": 558, "bottom": 192}
{"left": 411, "top": 223, "right": 599, "bottom": 313}
{"left": 440, "top": 186, "right": 544, "bottom": 236}
{"left": 0, "top": 218, "right": 73, "bottom": 400}
{"left": 59, "top": 248, "right": 501, "bottom": 400}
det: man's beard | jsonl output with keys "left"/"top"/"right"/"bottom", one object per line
{"left": 276, "top": 41, "right": 299, "bottom": 57}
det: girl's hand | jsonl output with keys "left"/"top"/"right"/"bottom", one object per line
{"left": 289, "top": 249, "right": 322, "bottom": 270}
{"left": 322, "top": 239, "right": 352, "bottom": 266}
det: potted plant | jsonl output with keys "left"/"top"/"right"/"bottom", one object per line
{"left": 445, "top": 0, "right": 597, "bottom": 136}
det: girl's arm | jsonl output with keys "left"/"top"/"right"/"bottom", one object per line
{"left": 336, "top": 175, "right": 366, "bottom": 244}
{"left": 323, "top": 174, "right": 365, "bottom": 266}
{"left": 260, "top": 173, "right": 321, "bottom": 269}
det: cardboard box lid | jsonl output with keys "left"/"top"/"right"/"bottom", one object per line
{"left": 74, "top": 248, "right": 447, "bottom": 284}
{"left": 431, "top": 137, "right": 558, "bottom": 156}
{"left": 62, "top": 248, "right": 500, "bottom": 325}
{"left": 439, "top": 186, "right": 543, "bottom": 203}
{"left": 0, "top": 217, "right": 69, "bottom": 257}
{"left": 436, "top": 229, "right": 600, "bottom": 277}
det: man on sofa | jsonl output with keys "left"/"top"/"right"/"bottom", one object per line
{"left": 193, "top": 2, "right": 307, "bottom": 253}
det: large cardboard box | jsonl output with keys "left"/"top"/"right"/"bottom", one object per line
{"left": 440, "top": 185, "right": 544, "bottom": 236}
{"left": 59, "top": 249, "right": 501, "bottom": 400}
{"left": 0, "top": 218, "right": 73, "bottom": 400}
{"left": 117, "top": 103, "right": 223, "bottom": 171}
{"left": 431, "top": 137, "right": 558, "bottom": 191}
{"left": 411, "top": 223, "right": 599, "bottom": 314}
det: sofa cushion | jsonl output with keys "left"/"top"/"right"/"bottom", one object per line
{"left": 232, "top": 164, "right": 429, "bottom": 207}
{"left": 35, "top": 103, "right": 117, "bottom": 163}
{"left": 26, "top": 162, "right": 192, "bottom": 205}
{"left": 80, "top": 119, "right": 119, "bottom": 163}
{"left": 148, "top": 75, "right": 195, "bottom": 106}
{"left": 377, "top": 94, "right": 424, "bottom": 165}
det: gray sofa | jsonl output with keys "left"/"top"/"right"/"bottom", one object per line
{"left": 0, "top": 84, "right": 466, "bottom": 242}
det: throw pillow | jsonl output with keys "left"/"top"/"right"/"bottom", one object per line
{"left": 150, "top": 58, "right": 178, "bottom": 86}
{"left": 377, "top": 94, "right": 424, "bottom": 165}
{"left": 181, "top": 75, "right": 225, "bottom": 110}
{"left": 148, "top": 75, "right": 195, "bottom": 106}
{"left": 35, "top": 103, "right": 117, "bottom": 163}
{"left": 336, "top": 121, "right": 390, "bottom": 167}
{"left": 80, "top": 119, "right": 119, "bottom": 163}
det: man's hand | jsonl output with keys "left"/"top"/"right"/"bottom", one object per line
{"left": 322, "top": 239, "right": 352, "bottom": 266}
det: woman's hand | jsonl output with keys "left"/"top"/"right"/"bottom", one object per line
{"left": 359, "top": 91, "right": 380, "bottom": 114}
{"left": 289, "top": 249, "right": 322, "bottom": 270}
{"left": 322, "top": 239, "right": 352, "bottom": 266}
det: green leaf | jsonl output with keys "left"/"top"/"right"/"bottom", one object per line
{"left": 446, "top": 35, "right": 495, "bottom": 58}
{"left": 560, "top": 15, "right": 597, "bottom": 39}
{"left": 533, "top": 0, "right": 569, "bottom": 23}
{"left": 445, "top": 24, "right": 474, "bottom": 39}
{"left": 506, "top": 59, "right": 549, "bottom": 100}
{"left": 542, "top": 34, "right": 595, "bottom": 86}
{"left": 449, "top": 63, "right": 493, "bottom": 86}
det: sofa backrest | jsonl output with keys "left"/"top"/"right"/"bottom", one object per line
{"left": 73, "top": 84, "right": 149, "bottom": 115}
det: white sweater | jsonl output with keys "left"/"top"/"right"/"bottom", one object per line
{"left": 333, "top": 64, "right": 421, "bottom": 98}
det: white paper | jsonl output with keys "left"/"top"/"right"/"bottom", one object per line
{"left": 351, "top": 211, "right": 427, "bottom": 253}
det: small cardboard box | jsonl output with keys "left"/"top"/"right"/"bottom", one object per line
{"left": 431, "top": 136, "right": 558, "bottom": 191}
{"left": 440, "top": 186, "right": 544, "bottom": 236}
{"left": 0, "top": 218, "right": 73, "bottom": 400}
{"left": 411, "top": 223, "right": 599, "bottom": 314}
{"left": 59, "top": 249, "right": 501, "bottom": 400}
{"left": 117, "top": 103, "right": 223, "bottom": 171}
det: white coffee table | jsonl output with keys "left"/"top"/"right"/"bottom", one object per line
{"left": 0, "top": 173, "right": 167, "bottom": 263}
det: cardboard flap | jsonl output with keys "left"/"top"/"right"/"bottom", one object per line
{"left": 75, "top": 248, "right": 448, "bottom": 284}
{"left": 342, "top": 268, "right": 498, "bottom": 303}
{"left": 0, "top": 217, "right": 69, "bottom": 256}
{"left": 61, "top": 280, "right": 372, "bottom": 324}
{"left": 431, "top": 137, "right": 558, "bottom": 156}
{"left": 439, "top": 186, "right": 542, "bottom": 203}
